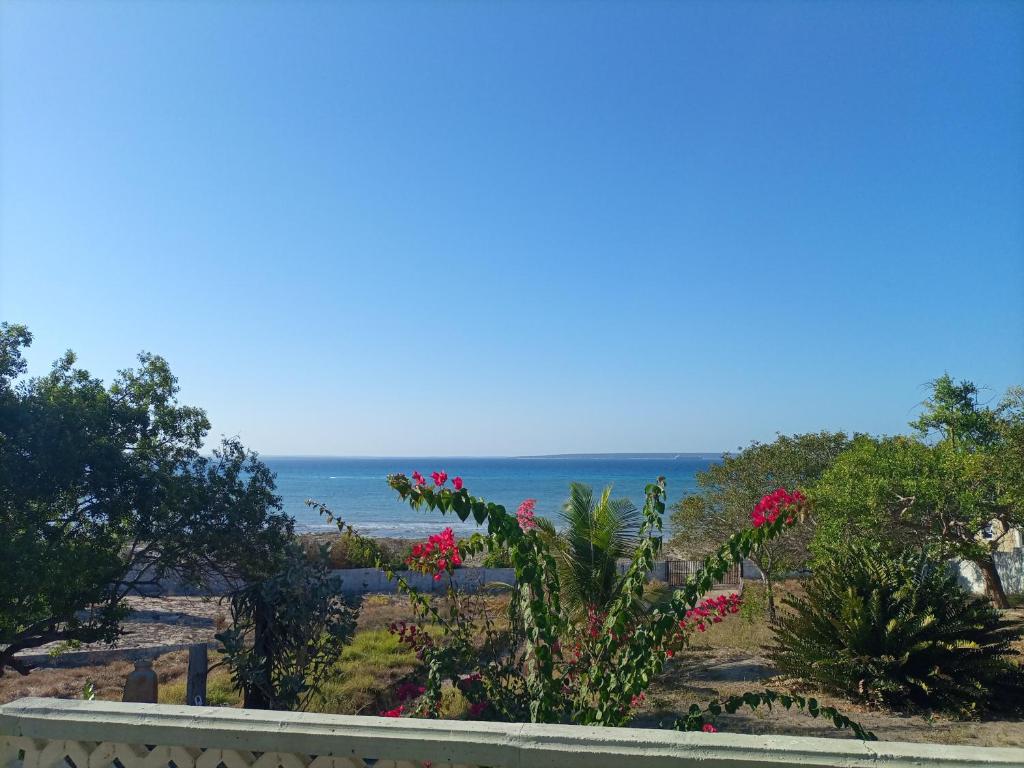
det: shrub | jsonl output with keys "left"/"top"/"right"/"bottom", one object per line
{"left": 480, "top": 548, "right": 513, "bottom": 568}
{"left": 769, "top": 543, "right": 1024, "bottom": 717}
{"left": 216, "top": 545, "right": 360, "bottom": 710}
{"left": 374, "top": 473, "right": 873, "bottom": 737}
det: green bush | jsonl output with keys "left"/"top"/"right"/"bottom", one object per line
{"left": 300, "top": 531, "right": 405, "bottom": 570}
{"left": 480, "top": 547, "right": 513, "bottom": 568}
{"left": 769, "top": 544, "right": 1024, "bottom": 717}
{"left": 216, "top": 545, "right": 360, "bottom": 710}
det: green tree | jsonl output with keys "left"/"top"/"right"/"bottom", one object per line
{"left": 216, "top": 544, "right": 359, "bottom": 710}
{"left": 812, "top": 375, "right": 1024, "bottom": 607}
{"left": 0, "top": 323, "right": 294, "bottom": 675}
{"left": 671, "top": 432, "right": 851, "bottom": 620}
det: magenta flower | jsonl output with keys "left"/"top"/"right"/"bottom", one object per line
{"left": 453, "top": 476, "right": 464, "bottom": 491}
{"left": 516, "top": 499, "right": 538, "bottom": 531}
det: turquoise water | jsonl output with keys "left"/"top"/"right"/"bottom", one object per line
{"left": 265, "top": 455, "right": 721, "bottom": 537}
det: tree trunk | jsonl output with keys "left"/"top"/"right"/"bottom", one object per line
{"left": 243, "top": 598, "right": 272, "bottom": 709}
{"left": 762, "top": 572, "right": 777, "bottom": 623}
{"left": 976, "top": 554, "right": 1010, "bottom": 609}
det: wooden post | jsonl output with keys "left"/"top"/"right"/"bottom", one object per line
{"left": 186, "top": 644, "right": 208, "bottom": 706}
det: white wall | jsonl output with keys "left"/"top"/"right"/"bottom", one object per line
{"left": 953, "top": 548, "right": 1024, "bottom": 596}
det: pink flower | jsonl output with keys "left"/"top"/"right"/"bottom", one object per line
{"left": 702, "top": 723, "right": 717, "bottom": 733}
{"left": 751, "top": 488, "right": 804, "bottom": 528}
{"left": 412, "top": 471, "right": 426, "bottom": 487}
{"left": 395, "top": 682, "right": 426, "bottom": 701}
{"left": 516, "top": 499, "right": 538, "bottom": 531}
{"left": 380, "top": 705, "right": 404, "bottom": 717}
{"left": 405, "top": 527, "right": 461, "bottom": 575}
{"left": 453, "top": 476, "right": 463, "bottom": 490}
{"left": 431, "top": 470, "right": 448, "bottom": 487}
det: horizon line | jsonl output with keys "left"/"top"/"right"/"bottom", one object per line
{"left": 257, "top": 452, "right": 728, "bottom": 459}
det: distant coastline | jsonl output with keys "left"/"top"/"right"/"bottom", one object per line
{"left": 513, "top": 452, "right": 725, "bottom": 460}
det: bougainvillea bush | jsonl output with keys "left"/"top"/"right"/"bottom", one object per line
{"left": 378, "top": 473, "right": 873, "bottom": 738}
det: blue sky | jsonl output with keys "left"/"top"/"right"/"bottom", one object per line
{"left": 1, "top": 1, "right": 1022, "bottom": 456}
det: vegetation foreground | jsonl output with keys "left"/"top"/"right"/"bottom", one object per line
{"left": 2, "top": 323, "right": 1023, "bottom": 745}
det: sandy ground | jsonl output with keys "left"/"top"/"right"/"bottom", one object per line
{"left": 634, "top": 645, "right": 1024, "bottom": 747}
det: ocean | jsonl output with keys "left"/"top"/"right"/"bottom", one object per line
{"left": 265, "top": 455, "right": 721, "bottom": 537}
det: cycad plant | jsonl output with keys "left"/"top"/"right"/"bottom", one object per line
{"left": 769, "top": 543, "right": 1024, "bottom": 716}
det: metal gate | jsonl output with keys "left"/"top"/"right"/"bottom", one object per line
{"left": 665, "top": 560, "right": 742, "bottom": 589}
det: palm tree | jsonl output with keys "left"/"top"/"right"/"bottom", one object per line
{"left": 553, "top": 483, "right": 642, "bottom": 617}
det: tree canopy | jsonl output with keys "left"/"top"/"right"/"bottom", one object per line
{"left": 670, "top": 432, "right": 851, "bottom": 619}
{"left": 812, "top": 375, "right": 1024, "bottom": 607}
{"left": 0, "top": 323, "right": 294, "bottom": 675}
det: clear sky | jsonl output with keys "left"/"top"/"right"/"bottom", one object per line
{"left": 1, "top": 1, "right": 1022, "bottom": 456}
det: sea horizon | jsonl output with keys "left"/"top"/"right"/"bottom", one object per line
{"left": 265, "top": 454, "right": 724, "bottom": 537}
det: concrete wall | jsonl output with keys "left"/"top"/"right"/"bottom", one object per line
{"left": 329, "top": 567, "right": 516, "bottom": 595}
{"left": 3, "top": 697, "right": 1023, "bottom": 767}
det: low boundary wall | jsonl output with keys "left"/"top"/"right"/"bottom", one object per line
{"left": 2, "top": 697, "right": 1022, "bottom": 768}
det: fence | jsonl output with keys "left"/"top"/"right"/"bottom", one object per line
{"left": 2, "top": 698, "right": 1022, "bottom": 768}
{"left": 665, "top": 560, "right": 742, "bottom": 589}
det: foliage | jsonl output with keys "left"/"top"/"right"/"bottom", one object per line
{"left": 216, "top": 544, "right": 360, "bottom": 710}
{"left": 676, "top": 689, "right": 873, "bottom": 739}
{"left": 549, "top": 483, "right": 641, "bottom": 618}
{"left": 769, "top": 543, "right": 1024, "bottom": 716}
{"left": 671, "top": 432, "right": 850, "bottom": 619}
{"left": 300, "top": 530, "right": 404, "bottom": 571}
{"left": 376, "top": 470, "right": 871, "bottom": 737}
{"left": 480, "top": 548, "right": 514, "bottom": 568}
{"left": 0, "top": 323, "right": 293, "bottom": 676}
{"left": 812, "top": 376, "right": 1024, "bottom": 606}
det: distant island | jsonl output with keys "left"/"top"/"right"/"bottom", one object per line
{"left": 513, "top": 452, "right": 725, "bottom": 460}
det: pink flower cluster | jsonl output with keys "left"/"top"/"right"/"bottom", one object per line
{"left": 406, "top": 527, "right": 462, "bottom": 580}
{"left": 702, "top": 723, "right": 718, "bottom": 733}
{"left": 751, "top": 488, "right": 805, "bottom": 528}
{"left": 516, "top": 499, "right": 538, "bottom": 531}
{"left": 389, "top": 621, "right": 432, "bottom": 659}
{"left": 380, "top": 704, "right": 404, "bottom": 717}
{"left": 395, "top": 681, "right": 426, "bottom": 702}
{"left": 410, "top": 469, "right": 464, "bottom": 490}
{"left": 457, "top": 672, "right": 483, "bottom": 692}
{"left": 678, "top": 593, "right": 742, "bottom": 632}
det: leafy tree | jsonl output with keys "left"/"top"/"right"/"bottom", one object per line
{"left": 770, "top": 543, "right": 1024, "bottom": 716}
{"left": 0, "top": 323, "right": 293, "bottom": 675}
{"left": 216, "top": 544, "right": 360, "bottom": 710}
{"left": 671, "top": 433, "right": 851, "bottom": 620}
{"left": 812, "top": 375, "right": 1024, "bottom": 607}
{"left": 549, "top": 483, "right": 642, "bottom": 618}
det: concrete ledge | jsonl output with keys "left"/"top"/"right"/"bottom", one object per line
{"left": 14, "top": 641, "right": 219, "bottom": 670}
{"left": 2, "top": 697, "right": 1023, "bottom": 768}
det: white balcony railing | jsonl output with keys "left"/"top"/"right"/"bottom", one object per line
{"left": 2, "top": 697, "right": 1022, "bottom": 768}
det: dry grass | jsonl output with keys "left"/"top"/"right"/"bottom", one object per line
{"left": 4, "top": 582, "right": 1022, "bottom": 746}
